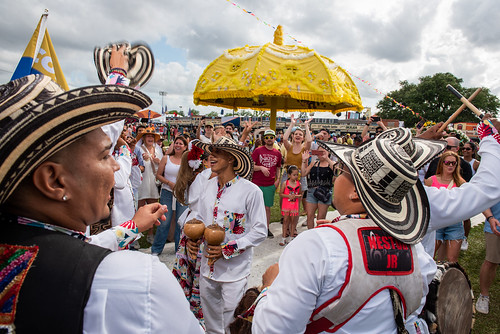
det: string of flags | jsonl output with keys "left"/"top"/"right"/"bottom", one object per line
{"left": 222, "top": 0, "right": 428, "bottom": 122}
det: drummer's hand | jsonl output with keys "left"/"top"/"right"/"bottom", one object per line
{"left": 489, "top": 216, "right": 500, "bottom": 237}
{"left": 262, "top": 263, "right": 279, "bottom": 288}
{"left": 205, "top": 245, "right": 223, "bottom": 262}
{"left": 417, "top": 122, "right": 446, "bottom": 140}
{"left": 133, "top": 203, "right": 166, "bottom": 232}
{"left": 110, "top": 44, "right": 129, "bottom": 72}
{"left": 186, "top": 238, "right": 201, "bottom": 258}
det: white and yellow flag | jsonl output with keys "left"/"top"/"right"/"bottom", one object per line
{"left": 11, "top": 10, "right": 69, "bottom": 90}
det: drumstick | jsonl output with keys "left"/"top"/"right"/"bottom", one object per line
{"left": 438, "top": 88, "right": 482, "bottom": 132}
{"left": 446, "top": 85, "right": 484, "bottom": 118}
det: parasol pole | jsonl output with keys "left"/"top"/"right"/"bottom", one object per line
{"left": 438, "top": 88, "right": 482, "bottom": 132}
{"left": 270, "top": 97, "right": 277, "bottom": 131}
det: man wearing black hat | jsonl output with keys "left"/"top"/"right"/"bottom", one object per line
{"left": 0, "top": 74, "right": 204, "bottom": 333}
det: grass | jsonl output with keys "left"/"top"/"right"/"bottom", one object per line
{"left": 460, "top": 224, "right": 499, "bottom": 333}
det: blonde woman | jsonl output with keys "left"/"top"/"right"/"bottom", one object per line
{"left": 425, "top": 151, "right": 466, "bottom": 262}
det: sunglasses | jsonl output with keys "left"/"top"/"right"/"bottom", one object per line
{"left": 446, "top": 145, "right": 458, "bottom": 150}
{"left": 443, "top": 160, "right": 457, "bottom": 167}
{"left": 263, "top": 136, "right": 275, "bottom": 140}
{"left": 462, "top": 147, "right": 472, "bottom": 151}
{"left": 333, "top": 162, "right": 351, "bottom": 177}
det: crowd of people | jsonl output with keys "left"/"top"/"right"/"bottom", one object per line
{"left": 1, "top": 44, "right": 499, "bottom": 334}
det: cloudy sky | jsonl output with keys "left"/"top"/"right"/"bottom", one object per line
{"left": 1, "top": 0, "right": 499, "bottom": 118}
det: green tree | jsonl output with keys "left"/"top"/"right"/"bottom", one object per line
{"left": 168, "top": 109, "right": 184, "bottom": 116}
{"left": 206, "top": 111, "right": 219, "bottom": 117}
{"left": 376, "top": 72, "right": 499, "bottom": 127}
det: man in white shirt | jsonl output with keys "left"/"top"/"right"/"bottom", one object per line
{"left": 190, "top": 137, "right": 267, "bottom": 334}
{"left": 252, "top": 119, "right": 500, "bottom": 333}
{"left": 253, "top": 128, "right": 442, "bottom": 333}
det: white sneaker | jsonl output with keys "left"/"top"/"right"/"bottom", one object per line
{"left": 461, "top": 239, "right": 469, "bottom": 251}
{"left": 476, "top": 295, "right": 489, "bottom": 314}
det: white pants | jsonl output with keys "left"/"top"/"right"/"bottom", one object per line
{"left": 200, "top": 275, "right": 248, "bottom": 334}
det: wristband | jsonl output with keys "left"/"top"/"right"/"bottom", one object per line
{"left": 486, "top": 216, "right": 494, "bottom": 223}
{"left": 110, "top": 67, "right": 128, "bottom": 77}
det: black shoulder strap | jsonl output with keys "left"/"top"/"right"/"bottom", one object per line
{"left": 0, "top": 218, "right": 111, "bottom": 333}
{"left": 390, "top": 290, "right": 410, "bottom": 334}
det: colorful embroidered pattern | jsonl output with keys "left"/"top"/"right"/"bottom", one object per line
{"left": 223, "top": 211, "right": 246, "bottom": 235}
{"left": 17, "top": 217, "right": 88, "bottom": 242}
{"left": 106, "top": 72, "right": 130, "bottom": 86}
{"left": 237, "top": 287, "right": 269, "bottom": 323}
{"left": 172, "top": 234, "right": 205, "bottom": 329}
{"left": 115, "top": 220, "right": 139, "bottom": 250}
{"left": 221, "top": 240, "right": 244, "bottom": 259}
{"left": 478, "top": 120, "right": 500, "bottom": 145}
{"left": 0, "top": 244, "right": 38, "bottom": 329}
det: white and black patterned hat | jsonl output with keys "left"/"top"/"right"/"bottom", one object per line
{"left": 377, "top": 127, "right": 446, "bottom": 169}
{"left": 194, "top": 137, "right": 254, "bottom": 180}
{"left": 94, "top": 42, "right": 154, "bottom": 88}
{"left": 319, "top": 129, "right": 445, "bottom": 244}
{"left": 0, "top": 74, "right": 151, "bottom": 204}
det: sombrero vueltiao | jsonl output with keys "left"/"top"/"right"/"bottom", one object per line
{"left": 193, "top": 137, "right": 254, "bottom": 180}
{"left": 0, "top": 74, "right": 151, "bottom": 204}
{"left": 318, "top": 128, "right": 446, "bottom": 244}
{"left": 135, "top": 127, "right": 161, "bottom": 142}
{"left": 94, "top": 42, "right": 155, "bottom": 88}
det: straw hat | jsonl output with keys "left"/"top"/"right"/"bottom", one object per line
{"left": 0, "top": 74, "right": 151, "bottom": 204}
{"left": 135, "top": 127, "right": 161, "bottom": 142}
{"left": 194, "top": 137, "right": 253, "bottom": 180}
{"left": 318, "top": 129, "right": 446, "bottom": 244}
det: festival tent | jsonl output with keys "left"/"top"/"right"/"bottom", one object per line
{"left": 193, "top": 25, "right": 363, "bottom": 130}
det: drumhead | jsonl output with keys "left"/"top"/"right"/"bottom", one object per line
{"left": 436, "top": 267, "right": 473, "bottom": 334}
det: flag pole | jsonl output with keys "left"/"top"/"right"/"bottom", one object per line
{"left": 32, "top": 9, "right": 49, "bottom": 68}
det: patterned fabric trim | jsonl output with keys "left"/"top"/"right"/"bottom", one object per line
{"left": 17, "top": 216, "right": 138, "bottom": 250}
{"left": 17, "top": 217, "right": 88, "bottom": 242}
{"left": 0, "top": 244, "right": 39, "bottom": 330}
{"left": 106, "top": 72, "right": 130, "bottom": 86}
{"left": 221, "top": 240, "right": 245, "bottom": 259}
{"left": 114, "top": 220, "right": 139, "bottom": 250}
{"left": 115, "top": 144, "right": 131, "bottom": 158}
{"left": 172, "top": 233, "right": 205, "bottom": 330}
{"left": 331, "top": 214, "right": 368, "bottom": 223}
{"left": 478, "top": 120, "right": 500, "bottom": 145}
{"left": 237, "top": 287, "right": 269, "bottom": 323}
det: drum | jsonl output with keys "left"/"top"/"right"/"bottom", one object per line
{"left": 421, "top": 262, "right": 474, "bottom": 334}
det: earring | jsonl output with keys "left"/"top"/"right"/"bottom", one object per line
{"left": 62, "top": 195, "right": 68, "bottom": 201}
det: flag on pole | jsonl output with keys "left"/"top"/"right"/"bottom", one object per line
{"left": 11, "top": 10, "right": 69, "bottom": 90}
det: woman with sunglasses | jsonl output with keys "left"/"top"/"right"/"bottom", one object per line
{"left": 424, "top": 151, "right": 466, "bottom": 262}
{"left": 462, "top": 141, "right": 480, "bottom": 175}
{"left": 301, "top": 147, "right": 335, "bottom": 229}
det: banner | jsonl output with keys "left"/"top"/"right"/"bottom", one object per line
{"left": 11, "top": 11, "right": 69, "bottom": 90}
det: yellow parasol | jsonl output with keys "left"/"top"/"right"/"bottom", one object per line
{"left": 193, "top": 25, "right": 363, "bottom": 130}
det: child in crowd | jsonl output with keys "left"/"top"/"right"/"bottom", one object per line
{"left": 279, "top": 165, "right": 301, "bottom": 246}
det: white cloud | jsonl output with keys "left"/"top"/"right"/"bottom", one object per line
{"left": 1, "top": 0, "right": 499, "bottom": 118}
